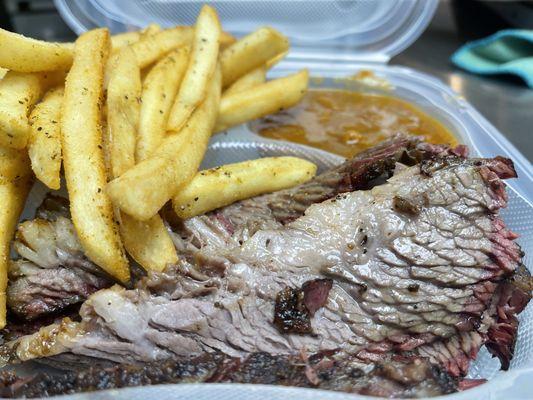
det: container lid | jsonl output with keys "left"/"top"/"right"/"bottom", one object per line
{"left": 54, "top": 0, "right": 437, "bottom": 63}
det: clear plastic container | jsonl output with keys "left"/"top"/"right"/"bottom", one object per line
{"left": 53, "top": 0, "right": 531, "bottom": 199}
{"left": 42, "top": 1, "right": 533, "bottom": 398}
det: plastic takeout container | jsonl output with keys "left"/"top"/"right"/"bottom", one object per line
{"left": 38, "top": 0, "right": 533, "bottom": 398}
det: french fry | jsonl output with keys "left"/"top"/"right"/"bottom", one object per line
{"left": 0, "top": 147, "right": 32, "bottom": 328}
{"left": 222, "top": 65, "right": 266, "bottom": 97}
{"left": 108, "top": 25, "right": 163, "bottom": 51}
{"left": 110, "top": 31, "right": 141, "bottom": 50}
{"left": 107, "top": 65, "right": 222, "bottom": 221}
{"left": 118, "top": 215, "right": 177, "bottom": 272}
{"left": 61, "top": 28, "right": 129, "bottom": 283}
{"left": 0, "top": 68, "right": 7, "bottom": 80}
{"left": 222, "top": 50, "right": 288, "bottom": 97}
{"left": 173, "top": 157, "right": 317, "bottom": 218}
{"left": 266, "top": 50, "right": 288, "bottom": 69}
{"left": 220, "top": 31, "right": 236, "bottom": 49}
{"left": 106, "top": 46, "right": 141, "bottom": 179}
{"left": 215, "top": 69, "right": 309, "bottom": 132}
{"left": 220, "top": 27, "right": 289, "bottom": 88}
{"left": 137, "top": 47, "right": 189, "bottom": 161}
{"left": 28, "top": 87, "right": 63, "bottom": 190}
{"left": 0, "top": 28, "right": 73, "bottom": 72}
{"left": 130, "top": 26, "right": 193, "bottom": 69}
{"left": 106, "top": 44, "right": 177, "bottom": 272}
{"left": 167, "top": 6, "right": 221, "bottom": 132}
{"left": 0, "top": 72, "right": 44, "bottom": 149}
{"left": 140, "top": 23, "right": 162, "bottom": 38}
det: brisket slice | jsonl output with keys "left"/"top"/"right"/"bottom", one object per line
{"left": 4, "top": 135, "right": 435, "bottom": 324}
{"left": 485, "top": 264, "right": 532, "bottom": 369}
{"left": 6, "top": 197, "right": 112, "bottom": 321}
{"left": 2, "top": 142, "right": 529, "bottom": 399}
{"left": 413, "top": 267, "right": 532, "bottom": 377}
{"left": 0, "top": 352, "right": 457, "bottom": 398}
{"left": 174, "top": 135, "right": 467, "bottom": 253}
{"left": 4, "top": 154, "right": 527, "bottom": 386}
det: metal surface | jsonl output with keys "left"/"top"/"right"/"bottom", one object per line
{"left": 392, "top": 26, "right": 533, "bottom": 163}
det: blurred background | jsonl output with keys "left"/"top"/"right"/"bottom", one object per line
{"left": 0, "top": 0, "right": 531, "bottom": 161}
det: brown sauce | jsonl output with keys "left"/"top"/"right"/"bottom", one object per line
{"left": 249, "top": 89, "right": 458, "bottom": 158}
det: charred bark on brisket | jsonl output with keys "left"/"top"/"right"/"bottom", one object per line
{"left": 0, "top": 352, "right": 458, "bottom": 398}
{"left": 273, "top": 279, "right": 332, "bottom": 334}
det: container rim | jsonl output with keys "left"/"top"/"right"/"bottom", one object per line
{"left": 53, "top": 0, "right": 438, "bottom": 61}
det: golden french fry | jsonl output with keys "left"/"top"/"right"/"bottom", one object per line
{"left": 106, "top": 45, "right": 177, "bottom": 271}
{"left": 216, "top": 69, "right": 308, "bottom": 132}
{"left": 137, "top": 47, "right": 189, "bottom": 161}
{"left": 110, "top": 31, "right": 141, "bottom": 50}
{"left": 220, "top": 27, "right": 289, "bottom": 88}
{"left": 118, "top": 214, "right": 177, "bottom": 272}
{"left": 167, "top": 6, "right": 221, "bottom": 132}
{"left": 266, "top": 50, "right": 288, "bottom": 69}
{"left": 0, "top": 72, "right": 45, "bottom": 149}
{"left": 0, "top": 68, "right": 7, "bottom": 80}
{"left": 0, "top": 147, "right": 32, "bottom": 328}
{"left": 0, "top": 28, "right": 73, "bottom": 72}
{"left": 173, "top": 157, "right": 317, "bottom": 218}
{"left": 130, "top": 26, "right": 193, "bottom": 69}
{"left": 40, "top": 69, "right": 68, "bottom": 90}
{"left": 109, "top": 25, "right": 162, "bottom": 51}
{"left": 28, "top": 87, "right": 63, "bottom": 190}
{"left": 61, "top": 28, "right": 129, "bottom": 283}
{"left": 106, "top": 46, "right": 141, "bottom": 178}
{"left": 140, "top": 23, "right": 162, "bottom": 38}
{"left": 107, "top": 66, "right": 222, "bottom": 221}
{"left": 223, "top": 50, "right": 288, "bottom": 97}
{"left": 223, "top": 65, "right": 266, "bottom": 97}
{"left": 220, "top": 31, "right": 236, "bottom": 49}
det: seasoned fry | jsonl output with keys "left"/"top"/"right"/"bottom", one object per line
{"left": 28, "top": 87, "right": 63, "bottom": 190}
{"left": 223, "top": 65, "right": 266, "bottom": 97}
{"left": 0, "top": 28, "right": 73, "bottom": 72}
{"left": 220, "top": 27, "right": 289, "bottom": 88}
{"left": 107, "top": 66, "right": 222, "bottom": 221}
{"left": 0, "top": 72, "right": 44, "bottom": 149}
{"left": 106, "top": 44, "right": 177, "bottom": 271}
{"left": 110, "top": 31, "right": 141, "bottom": 50}
{"left": 140, "top": 23, "right": 162, "bottom": 38}
{"left": 106, "top": 46, "right": 141, "bottom": 179}
{"left": 266, "top": 50, "right": 288, "bottom": 69}
{"left": 137, "top": 47, "right": 189, "bottom": 161}
{"left": 110, "top": 25, "right": 161, "bottom": 51}
{"left": 216, "top": 69, "right": 309, "bottom": 132}
{"left": 167, "top": 6, "right": 221, "bottom": 132}
{"left": 130, "top": 26, "right": 193, "bottom": 69}
{"left": 61, "top": 28, "right": 129, "bottom": 283}
{"left": 223, "top": 49, "right": 288, "bottom": 97}
{"left": 118, "top": 215, "right": 177, "bottom": 272}
{"left": 173, "top": 157, "right": 317, "bottom": 218}
{"left": 0, "top": 147, "right": 32, "bottom": 328}
{"left": 220, "top": 31, "right": 236, "bottom": 49}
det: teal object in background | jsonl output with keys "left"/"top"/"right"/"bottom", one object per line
{"left": 451, "top": 29, "right": 533, "bottom": 88}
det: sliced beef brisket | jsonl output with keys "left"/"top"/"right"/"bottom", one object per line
{"left": 6, "top": 200, "right": 112, "bottom": 321}
{"left": 173, "top": 135, "right": 467, "bottom": 252}
{"left": 5, "top": 135, "right": 431, "bottom": 323}
{"left": 1, "top": 138, "right": 530, "bottom": 400}
{"left": 3, "top": 154, "right": 528, "bottom": 387}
